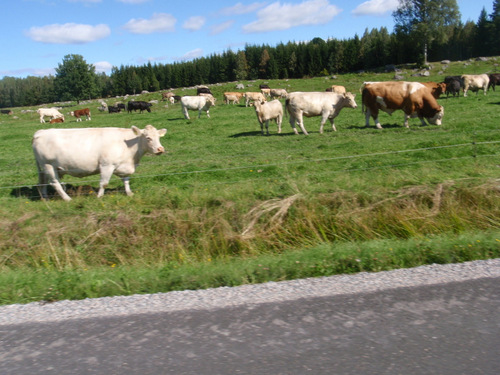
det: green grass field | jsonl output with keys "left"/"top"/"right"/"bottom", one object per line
{"left": 0, "top": 58, "right": 499, "bottom": 305}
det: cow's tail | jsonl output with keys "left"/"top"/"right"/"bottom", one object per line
{"left": 360, "top": 87, "right": 367, "bottom": 114}
{"left": 284, "top": 98, "right": 290, "bottom": 118}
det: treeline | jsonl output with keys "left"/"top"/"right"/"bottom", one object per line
{"left": 0, "top": 14, "right": 498, "bottom": 108}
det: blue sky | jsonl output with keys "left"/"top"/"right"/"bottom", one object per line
{"left": 1, "top": 0, "right": 493, "bottom": 78}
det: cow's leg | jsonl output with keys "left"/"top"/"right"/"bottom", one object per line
{"left": 206, "top": 109, "right": 210, "bottom": 118}
{"left": 288, "top": 115, "right": 300, "bottom": 135}
{"left": 182, "top": 107, "right": 190, "bottom": 120}
{"left": 37, "top": 165, "right": 49, "bottom": 199}
{"left": 265, "top": 120, "right": 270, "bottom": 135}
{"left": 277, "top": 115, "right": 282, "bottom": 134}
{"left": 296, "top": 113, "right": 308, "bottom": 135}
{"left": 40, "top": 116, "right": 45, "bottom": 123}
{"left": 97, "top": 166, "right": 115, "bottom": 198}
{"left": 45, "top": 165, "right": 71, "bottom": 201}
{"left": 403, "top": 114, "right": 410, "bottom": 128}
{"left": 122, "top": 177, "right": 133, "bottom": 196}
{"left": 419, "top": 116, "right": 427, "bottom": 126}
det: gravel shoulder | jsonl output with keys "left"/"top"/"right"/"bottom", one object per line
{"left": 1, "top": 258, "right": 499, "bottom": 326}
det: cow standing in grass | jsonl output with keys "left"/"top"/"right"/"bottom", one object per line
{"left": 285, "top": 92, "right": 358, "bottom": 135}
{"left": 254, "top": 99, "right": 283, "bottom": 135}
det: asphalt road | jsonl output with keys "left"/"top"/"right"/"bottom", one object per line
{"left": 1, "top": 276, "right": 499, "bottom": 375}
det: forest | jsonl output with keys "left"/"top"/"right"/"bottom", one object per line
{"left": 0, "top": 0, "right": 499, "bottom": 108}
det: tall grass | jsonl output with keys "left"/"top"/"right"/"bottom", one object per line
{"left": 0, "top": 57, "right": 499, "bottom": 304}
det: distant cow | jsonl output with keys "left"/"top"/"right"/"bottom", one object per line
{"left": 36, "top": 108, "right": 64, "bottom": 123}
{"left": 420, "top": 81, "right": 447, "bottom": 99}
{"left": 488, "top": 73, "right": 500, "bottom": 91}
{"left": 127, "top": 101, "right": 152, "bottom": 113}
{"left": 445, "top": 78, "right": 461, "bottom": 98}
{"left": 70, "top": 108, "right": 91, "bottom": 121}
{"left": 223, "top": 92, "right": 244, "bottom": 105}
{"left": 259, "top": 84, "right": 270, "bottom": 89}
{"left": 270, "top": 88, "right": 288, "bottom": 99}
{"left": 32, "top": 125, "right": 167, "bottom": 202}
{"left": 462, "top": 74, "right": 489, "bottom": 96}
{"left": 261, "top": 88, "right": 271, "bottom": 97}
{"left": 254, "top": 99, "right": 283, "bottom": 135}
{"left": 162, "top": 92, "right": 175, "bottom": 100}
{"left": 244, "top": 92, "right": 267, "bottom": 107}
{"left": 108, "top": 105, "right": 121, "bottom": 113}
{"left": 0, "top": 109, "right": 13, "bottom": 115}
{"left": 361, "top": 81, "right": 444, "bottom": 129}
{"left": 196, "top": 87, "right": 212, "bottom": 95}
{"left": 49, "top": 118, "right": 64, "bottom": 124}
{"left": 325, "top": 85, "right": 346, "bottom": 94}
{"left": 180, "top": 95, "right": 216, "bottom": 119}
{"left": 117, "top": 103, "right": 126, "bottom": 111}
{"left": 286, "top": 91, "right": 358, "bottom": 135}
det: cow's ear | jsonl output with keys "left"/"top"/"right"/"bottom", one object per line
{"left": 131, "top": 126, "right": 142, "bottom": 135}
{"left": 158, "top": 129, "right": 167, "bottom": 137}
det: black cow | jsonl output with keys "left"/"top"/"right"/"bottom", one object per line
{"left": 445, "top": 77, "right": 462, "bottom": 98}
{"left": 117, "top": 103, "right": 126, "bottom": 110}
{"left": 1, "top": 109, "right": 13, "bottom": 115}
{"left": 108, "top": 105, "right": 121, "bottom": 113}
{"left": 196, "top": 87, "right": 212, "bottom": 95}
{"left": 173, "top": 95, "right": 182, "bottom": 103}
{"left": 259, "top": 84, "right": 270, "bottom": 89}
{"left": 488, "top": 74, "right": 500, "bottom": 91}
{"left": 127, "top": 101, "right": 152, "bottom": 113}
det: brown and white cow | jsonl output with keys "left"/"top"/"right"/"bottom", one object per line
{"left": 162, "top": 92, "right": 175, "bottom": 101}
{"left": 70, "top": 108, "right": 91, "bottom": 121}
{"left": 253, "top": 99, "right": 283, "bottom": 135}
{"left": 32, "top": 125, "right": 167, "bottom": 201}
{"left": 462, "top": 74, "right": 490, "bottom": 96}
{"left": 244, "top": 92, "right": 267, "bottom": 107}
{"left": 49, "top": 118, "right": 64, "bottom": 124}
{"left": 420, "top": 81, "right": 447, "bottom": 99}
{"left": 361, "top": 81, "right": 444, "bottom": 129}
{"left": 285, "top": 91, "right": 357, "bottom": 135}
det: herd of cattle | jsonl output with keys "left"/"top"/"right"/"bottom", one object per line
{"left": 26, "top": 72, "right": 498, "bottom": 201}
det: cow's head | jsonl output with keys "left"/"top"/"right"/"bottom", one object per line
{"left": 428, "top": 106, "right": 444, "bottom": 125}
{"left": 343, "top": 92, "right": 358, "bottom": 109}
{"left": 133, "top": 125, "right": 167, "bottom": 155}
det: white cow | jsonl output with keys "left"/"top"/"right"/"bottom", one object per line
{"left": 181, "top": 95, "right": 216, "bottom": 119}
{"left": 253, "top": 99, "right": 283, "bottom": 135}
{"left": 244, "top": 92, "right": 267, "bottom": 107}
{"left": 462, "top": 74, "right": 490, "bottom": 96}
{"left": 32, "top": 125, "right": 167, "bottom": 201}
{"left": 37, "top": 108, "right": 64, "bottom": 123}
{"left": 286, "top": 92, "right": 358, "bottom": 135}
{"left": 270, "top": 88, "right": 288, "bottom": 99}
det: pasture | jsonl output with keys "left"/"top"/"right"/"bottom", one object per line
{"left": 0, "top": 58, "right": 499, "bottom": 304}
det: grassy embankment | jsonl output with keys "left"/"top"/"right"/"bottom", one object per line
{"left": 0, "top": 58, "right": 499, "bottom": 305}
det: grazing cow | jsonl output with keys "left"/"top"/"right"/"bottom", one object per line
{"left": 244, "top": 92, "right": 267, "bottom": 107}
{"left": 1, "top": 109, "right": 13, "bottom": 115}
{"left": 70, "top": 108, "right": 91, "bottom": 121}
{"left": 270, "top": 88, "right": 288, "bottom": 99}
{"left": 108, "top": 105, "right": 121, "bottom": 113}
{"left": 37, "top": 108, "right": 64, "bottom": 123}
{"left": 361, "top": 81, "right": 444, "bottom": 129}
{"left": 180, "top": 95, "right": 216, "bottom": 119}
{"left": 223, "top": 92, "right": 243, "bottom": 105}
{"left": 261, "top": 88, "right": 271, "bottom": 97}
{"left": 254, "top": 99, "right": 283, "bottom": 135}
{"left": 259, "top": 84, "right": 270, "bottom": 89}
{"left": 420, "top": 81, "right": 447, "bottom": 99}
{"left": 172, "top": 95, "right": 182, "bottom": 103}
{"left": 162, "top": 92, "right": 175, "bottom": 101}
{"left": 127, "top": 101, "right": 152, "bottom": 113}
{"left": 117, "top": 103, "right": 126, "bottom": 111}
{"left": 462, "top": 74, "right": 489, "bottom": 96}
{"left": 49, "top": 118, "right": 64, "bottom": 124}
{"left": 325, "top": 85, "right": 346, "bottom": 94}
{"left": 32, "top": 125, "right": 167, "bottom": 202}
{"left": 196, "top": 86, "right": 212, "bottom": 95}
{"left": 488, "top": 73, "right": 500, "bottom": 91}
{"left": 286, "top": 92, "right": 358, "bottom": 135}
{"left": 445, "top": 78, "right": 461, "bottom": 98}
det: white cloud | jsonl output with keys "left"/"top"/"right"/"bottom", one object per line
{"left": 93, "top": 61, "right": 114, "bottom": 74}
{"left": 123, "top": 13, "right": 176, "bottom": 34}
{"left": 242, "top": 0, "right": 341, "bottom": 33}
{"left": 220, "top": 2, "right": 267, "bottom": 16}
{"left": 183, "top": 16, "right": 206, "bottom": 31}
{"left": 211, "top": 20, "right": 234, "bottom": 35}
{"left": 26, "top": 23, "right": 111, "bottom": 44}
{"left": 352, "top": 0, "right": 399, "bottom": 16}
{"left": 176, "top": 48, "right": 204, "bottom": 61}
